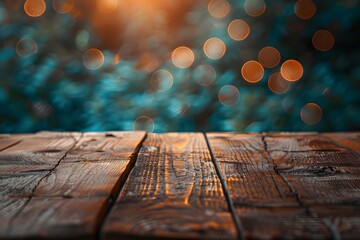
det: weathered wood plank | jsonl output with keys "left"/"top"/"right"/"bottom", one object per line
{"left": 267, "top": 138, "right": 360, "bottom": 205}
{"left": 206, "top": 132, "right": 333, "bottom": 239}
{"left": 236, "top": 207, "right": 331, "bottom": 239}
{"left": 2, "top": 131, "right": 146, "bottom": 239}
{"left": 0, "top": 133, "right": 81, "bottom": 237}
{"left": 206, "top": 133, "right": 296, "bottom": 207}
{"left": 265, "top": 133, "right": 346, "bottom": 151}
{"left": 323, "top": 132, "right": 360, "bottom": 153}
{"left": 310, "top": 205, "right": 360, "bottom": 239}
{"left": 102, "top": 133, "right": 237, "bottom": 240}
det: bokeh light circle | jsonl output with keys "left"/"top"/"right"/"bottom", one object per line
{"left": 244, "top": 0, "right": 266, "bottom": 17}
{"left": 228, "top": 19, "right": 250, "bottom": 41}
{"left": 218, "top": 85, "right": 240, "bottom": 107}
{"left": 280, "top": 60, "right": 303, "bottom": 82}
{"left": 150, "top": 70, "right": 174, "bottom": 92}
{"left": 53, "top": 0, "right": 73, "bottom": 14}
{"left": 82, "top": 48, "right": 105, "bottom": 70}
{"left": 258, "top": 46, "right": 281, "bottom": 68}
{"left": 16, "top": 38, "right": 38, "bottom": 57}
{"left": 208, "top": 0, "right": 230, "bottom": 19}
{"left": 268, "top": 72, "right": 291, "bottom": 94}
{"left": 294, "top": 0, "right": 316, "bottom": 19}
{"left": 300, "top": 103, "right": 323, "bottom": 125}
{"left": 96, "top": 0, "right": 118, "bottom": 13}
{"left": 133, "top": 116, "right": 155, "bottom": 132}
{"left": 203, "top": 38, "right": 226, "bottom": 60}
{"left": 194, "top": 65, "right": 217, "bottom": 86}
{"left": 241, "top": 60, "right": 264, "bottom": 83}
{"left": 312, "top": 30, "right": 335, "bottom": 51}
{"left": 171, "top": 46, "right": 194, "bottom": 69}
{"left": 24, "top": 0, "right": 46, "bottom": 17}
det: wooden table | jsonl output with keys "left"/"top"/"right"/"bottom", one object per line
{"left": 0, "top": 132, "right": 359, "bottom": 239}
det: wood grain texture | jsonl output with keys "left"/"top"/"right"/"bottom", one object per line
{"left": 102, "top": 133, "right": 237, "bottom": 240}
{"left": 264, "top": 133, "right": 360, "bottom": 238}
{"left": 323, "top": 132, "right": 360, "bottom": 153}
{"left": 206, "top": 132, "right": 333, "bottom": 239}
{"left": 206, "top": 133, "right": 296, "bottom": 207}
{"left": 0, "top": 132, "right": 81, "bottom": 236}
{"left": 267, "top": 135, "right": 360, "bottom": 205}
{"left": 1, "top": 131, "right": 146, "bottom": 239}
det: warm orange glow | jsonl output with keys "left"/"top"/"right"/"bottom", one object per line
{"left": 24, "top": 0, "right": 46, "bottom": 17}
{"left": 96, "top": 0, "right": 118, "bottom": 13}
{"left": 151, "top": 70, "right": 173, "bottom": 92}
{"left": 294, "top": 0, "right": 316, "bottom": 19}
{"left": 218, "top": 85, "right": 240, "bottom": 107}
{"left": 203, "top": 38, "right": 226, "bottom": 60}
{"left": 268, "top": 72, "right": 291, "bottom": 94}
{"left": 300, "top": 103, "right": 323, "bottom": 125}
{"left": 16, "top": 38, "right": 38, "bottom": 57}
{"left": 194, "top": 65, "right": 216, "bottom": 86}
{"left": 208, "top": 0, "right": 230, "bottom": 19}
{"left": 113, "top": 54, "right": 121, "bottom": 65}
{"left": 312, "top": 30, "right": 335, "bottom": 51}
{"left": 258, "top": 46, "right": 281, "bottom": 68}
{"left": 244, "top": 0, "right": 266, "bottom": 17}
{"left": 136, "top": 52, "right": 159, "bottom": 72}
{"left": 133, "top": 116, "right": 154, "bottom": 132}
{"left": 53, "top": 0, "right": 73, "bottom": 14}
{"left": 228, "top": 19, "right": 250, "bottom": 41}
{"left": 171, "top": 46, "right": 194, "bottom": 69}
{"left": 241, "top": 60, "right": 264, "bottom": 83}
{"left": 280, "top": 59, "right": 303, "bottom": 82}
{"left": 82, "top": 48, "right": 105, "bottom": 70}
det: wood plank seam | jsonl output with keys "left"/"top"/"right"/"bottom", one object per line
{"left": 261, "top": 133, "right": 341, "bottom": 240}
{"left": 203, "top": 133, "right": 245, "bottom": 240}
{"left": 0, "top": 139, "right": 23, "bottom": 152}
{"left": 96, "top": 132, "right": 148, "bottom": 240}
{"left": 5, "top": 133, "right": 84, "bottom": 235}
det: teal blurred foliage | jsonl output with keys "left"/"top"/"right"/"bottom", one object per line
{"left": 0, "top": 0, "right": 359, "bottom": 132}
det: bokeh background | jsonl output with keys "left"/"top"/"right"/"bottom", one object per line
{"left": 0, "top": 0, "right": 359, "bottom": 133}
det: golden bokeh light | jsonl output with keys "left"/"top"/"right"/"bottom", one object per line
{"left": 82, "top": 48, "right": 105, "bottom": 70}
{"left": 241, "top": 60, "right": 264, "bottom": 83}
{"left": 208, "top": 0, "right": 230, "bottom": 19}
{"left": 268, "top": 72, "right": 291, "bottom": 94}
{"left": 194, "top": 65, "right": 217, "bottom": 86}
{"left": 312, "top": 29, "right": 335, "bottom": 51}
{"left": 150, "top": 70, "right": 174, "bottom": 92}
{"left": 171, "top": 46, "right": 195, "bottom": 69}
{"left": 280, "top": 59, "right": 303, "bottom": 82}
{"left": 24, "top": 0, "right": 46, "bottom": 17}
{"left": 203, "top": 38, "right": 226, "bottom": 60}
{"left": 133, "top": 116, "right": 155, "bottom": 132}
{"left": 258, "top": 46, "right": 281, "bottom": 68}
{"left": 244, "top": 0, "right": 266, "bottom": 17}
{"left": 16, "top": 38, "right": 38, "bottom": 57}
{"left": 218, "top": 85, "right": 240, "bottom": 107}
{"left": 53, "top": 0, "right": 73, "bottom": 14}
{"left": 300, "top": 103, "right": 323, "bottom": 125}
{"left": 294, "top": 0, "right": 316, "bottom": 19}
{"left": 227, "top": 19, "right": 250, "bottom": 41}
{"left": 96, "top": 0, "right": 118, "bottom": 13}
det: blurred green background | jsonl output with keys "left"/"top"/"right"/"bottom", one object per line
{"left": 0, "top": 0, "right": 359, "bottom": 133}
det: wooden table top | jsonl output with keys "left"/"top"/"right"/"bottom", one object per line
{"left": 0, "top": 131, "right": 359, "bottom": 239}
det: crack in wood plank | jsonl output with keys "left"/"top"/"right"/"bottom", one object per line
{"left": 5, "top": 133, "right": 84, "bottom": 235}
{"left": 204, "top": 133, "right": 245, "bottom": 240}
{"left": 261, "top": 133, "right": 341, "bottom": 240}
{"left": 96, "top": 132, "right": 147, "bottom": 240}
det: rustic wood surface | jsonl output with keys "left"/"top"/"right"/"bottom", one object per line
{"left": 0, "top": 132, "right": 359, "bottom": 239}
